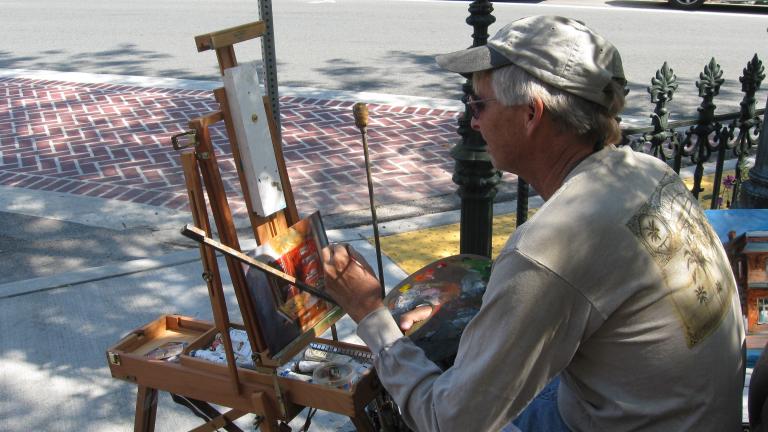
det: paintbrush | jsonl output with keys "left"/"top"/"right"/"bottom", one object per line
{"left": 353, "top": 102, "right": 386, "bottom": 298}
{"left": 181, "top": 224, "right": 337, "bottom": 304}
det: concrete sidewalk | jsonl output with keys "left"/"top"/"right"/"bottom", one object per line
{"left": 0, "top": 69, "right": 523, "bottom": 431}
{"left": 0, "top": 220, "right": 412, "bottom": 431}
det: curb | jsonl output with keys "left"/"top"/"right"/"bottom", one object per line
{"left": 0, "top": 197, "right": 539, "bottom": 299}
{"left": 0, "top": 68, "right": 464, "bottom": 111}
{"left": 0, "top": 249, "right": 201, "bottom": 299}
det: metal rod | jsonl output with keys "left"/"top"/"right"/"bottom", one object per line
{"left": 180, "top": 224, "right": 336, "bottom": 304}
{"left": 259, "top": 0, "right": 281, "bottom": 136}
{"left": 353, "top": 102, "right": 386, "bottom": 298}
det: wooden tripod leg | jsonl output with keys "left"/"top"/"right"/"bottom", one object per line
{"left": 349, "top": 407, "right": 375, "bottom": 432}
{"left": 251, "top": 392, "right": 281, "bottom": 432}
{"left": 190, "top": 118, "right": 268, "bottom": 356}
{"left": 134, "top": 385, "right": 159, "bottom": 432}
{"left": 181, "top": 150, "right": 242, "bottom": 396}
{"left": 187, "top": 408, "right": 248, "bottom": 432}
{"left": 171, "top": 394, "right": 244, "bottom": 432}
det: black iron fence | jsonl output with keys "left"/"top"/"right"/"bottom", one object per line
{"left": 513, "top": 55, "right": 766, "bottom": 226}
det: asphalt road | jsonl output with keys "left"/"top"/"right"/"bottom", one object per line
{"left": 2, "top": 0, "right": 768, "bottom": 115}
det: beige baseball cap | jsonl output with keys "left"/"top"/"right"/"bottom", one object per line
{"left": 436, "top": 15, "right": 626, "bottom": 109}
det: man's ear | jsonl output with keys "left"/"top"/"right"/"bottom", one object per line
{"left": 525, "top": 96, "right": 545, "bottom": 135}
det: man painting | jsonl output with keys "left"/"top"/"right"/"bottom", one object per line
{"left": 322, "top": 16, "right": 744, "bottom": 431}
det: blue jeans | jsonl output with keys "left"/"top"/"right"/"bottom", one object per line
{"left": 502, "top": 377, "right": 571, "bottom": 432}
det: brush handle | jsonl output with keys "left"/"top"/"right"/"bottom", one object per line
{"left": 353, "top": 102, "right": 385, "bottom": 298}
{"left": 180, "top": 224, "right": 337, "bottom": 304}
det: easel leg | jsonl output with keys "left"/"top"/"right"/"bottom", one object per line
{"left": 171, "top": 393, "right": 245, "bottom": 432}
{"left": 350, "top": 407, "right": 375, "bottom": 432}
{"left": 250, "top": 392, "right": 283, "bottom": 432}
{"left": 134, "top": 385, "right": 159, "bottom": 432}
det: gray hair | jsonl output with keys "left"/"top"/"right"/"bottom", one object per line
{"left": 479, "top": 64, "right": 625, "bottom": 146}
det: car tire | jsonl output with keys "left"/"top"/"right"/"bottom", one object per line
{"left": 668, "top": 0, "right": 705, "bottom": 9}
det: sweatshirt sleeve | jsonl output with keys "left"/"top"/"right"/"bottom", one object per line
{"left": 356, "top": 250, "right": 597, "bottom": 432}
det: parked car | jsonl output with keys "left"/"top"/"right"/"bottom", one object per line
{"left": 668, "top": 0, "right": 704, "bottom": 7}
{"left": 669, "top": 0, "right": 765, "bottom": 9}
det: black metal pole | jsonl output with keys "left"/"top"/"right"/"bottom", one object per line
{"left": 738, "top": 94, "right": 768, "bottom": 208}
{"left": 451, "top": 0, "right": 501, "bottom": 258}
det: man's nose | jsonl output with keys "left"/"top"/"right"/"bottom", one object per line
{"left": 470, "top": 115, "right": 481, "bottom": 131}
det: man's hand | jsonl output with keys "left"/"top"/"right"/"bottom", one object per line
{"left": 321, "top": 243, "right": 384, "bottom": 323}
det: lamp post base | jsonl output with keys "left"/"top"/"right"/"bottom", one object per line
{"left": 737, "top": 176, "right": 768, "bottom": 209}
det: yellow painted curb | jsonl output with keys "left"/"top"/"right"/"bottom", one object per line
{"left": 374, "top": 170, "right": 738, "bottom": 274}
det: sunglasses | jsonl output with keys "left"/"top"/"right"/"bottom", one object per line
{"left": 464, "top": 94, "right": 497, "bottom": 119}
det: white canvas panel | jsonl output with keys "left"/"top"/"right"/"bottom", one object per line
{"left": 223, "top": 62, "right": 286, "bottom": 217}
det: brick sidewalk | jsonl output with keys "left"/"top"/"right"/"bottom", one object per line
{"left": 0, "top": 77, "right": 464, "bottom": 220}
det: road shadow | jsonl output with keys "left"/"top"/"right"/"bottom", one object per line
{"left": 622, "top": 75, "right": 763, "bottom": 119}
{"left": 0, "top": 210, "right": 196, "bottom": 284}
{"left": 280, "top": 50, "right": 465, "bottom": 100}
{"left": 605, "top": 0, "right": 672, "bottom": 9}
{"left": 280, "top": 49, "right": 765, "bottom": 119}
{"left": 607, "top": 0, "right": 768, "bottom": 13}
{"left": 0, "top": 45, "right": 219, "bottom": 81}
{"left": 439, "top": 0, "right": 544, "bottom": 2}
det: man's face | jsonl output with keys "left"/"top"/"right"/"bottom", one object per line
{"left": 470, "top": 74, "right": 528, "bottom": 174}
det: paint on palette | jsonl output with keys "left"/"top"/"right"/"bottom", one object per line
{"left": 385, "top": 254, "right": 492, "bottom": 369}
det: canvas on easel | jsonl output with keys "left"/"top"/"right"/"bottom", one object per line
{"left": 242, "top": 211, "right": 335, "bottom": 355}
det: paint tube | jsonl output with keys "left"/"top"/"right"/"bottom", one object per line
{"left": 295, "top": 360, "right": 325, "bottom": 373}
{"left": 190, "top": 347, "right": 255, "bottom": 370}
{"left": 303, "top": 347, "right": 353, "bottom": 364}
{"left": 278, "top": 368, "right": 313, "bottom": 383}
{"left": 228, "top": 329, "right": 252, "bottom": 360}
{"left": 190, "top": 349, "right": 227, "bottom": 364}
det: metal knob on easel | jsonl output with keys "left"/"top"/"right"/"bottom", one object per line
{"left": 353, "top": 102, "right": 386, "bottom": 299}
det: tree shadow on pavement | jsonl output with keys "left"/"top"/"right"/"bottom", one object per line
{"left": 0, "top": 211, "right": 195, "bottom": 285}
{"left": 281, "top": 50, "right": 465, "bottom": 101}
{"left": 286, "top": 49, "right": 763, "bottom": 119}
{"left": 0, "top": 45, "right": 217, "bottom": 81}
{"left": 0, "top": 259, "right": 234, "bottom": 431}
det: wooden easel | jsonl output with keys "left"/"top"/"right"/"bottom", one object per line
{"left": 107, "top": 21, "right": 380, "bottom": 432}
{"left": 186, "top": 20, "right": 300, "bottom": 367}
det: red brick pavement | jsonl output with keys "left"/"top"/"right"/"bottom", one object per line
{"left": 0, "top": 77, "right": 465, "bottom": 220}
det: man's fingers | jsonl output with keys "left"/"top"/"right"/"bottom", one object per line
{"left": 346, "top": 245, "right": 376, "bottom": 275}
{"left": 398, "top": 305, "right": 434, "bottom": 332}
{"left": 332, "top": 243, "right": 352, "bottom": 273}
{"left": 321, "top": 245, "right": 332, "bottom": 263}
{"left": 322, "top": 242, "right": 356, "bottom": 278}
{"left": 321, "top": 245, "right": 337, "bottom": 279}
{"left": 400, "top": 316, "right": 415, "bottom": 332}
